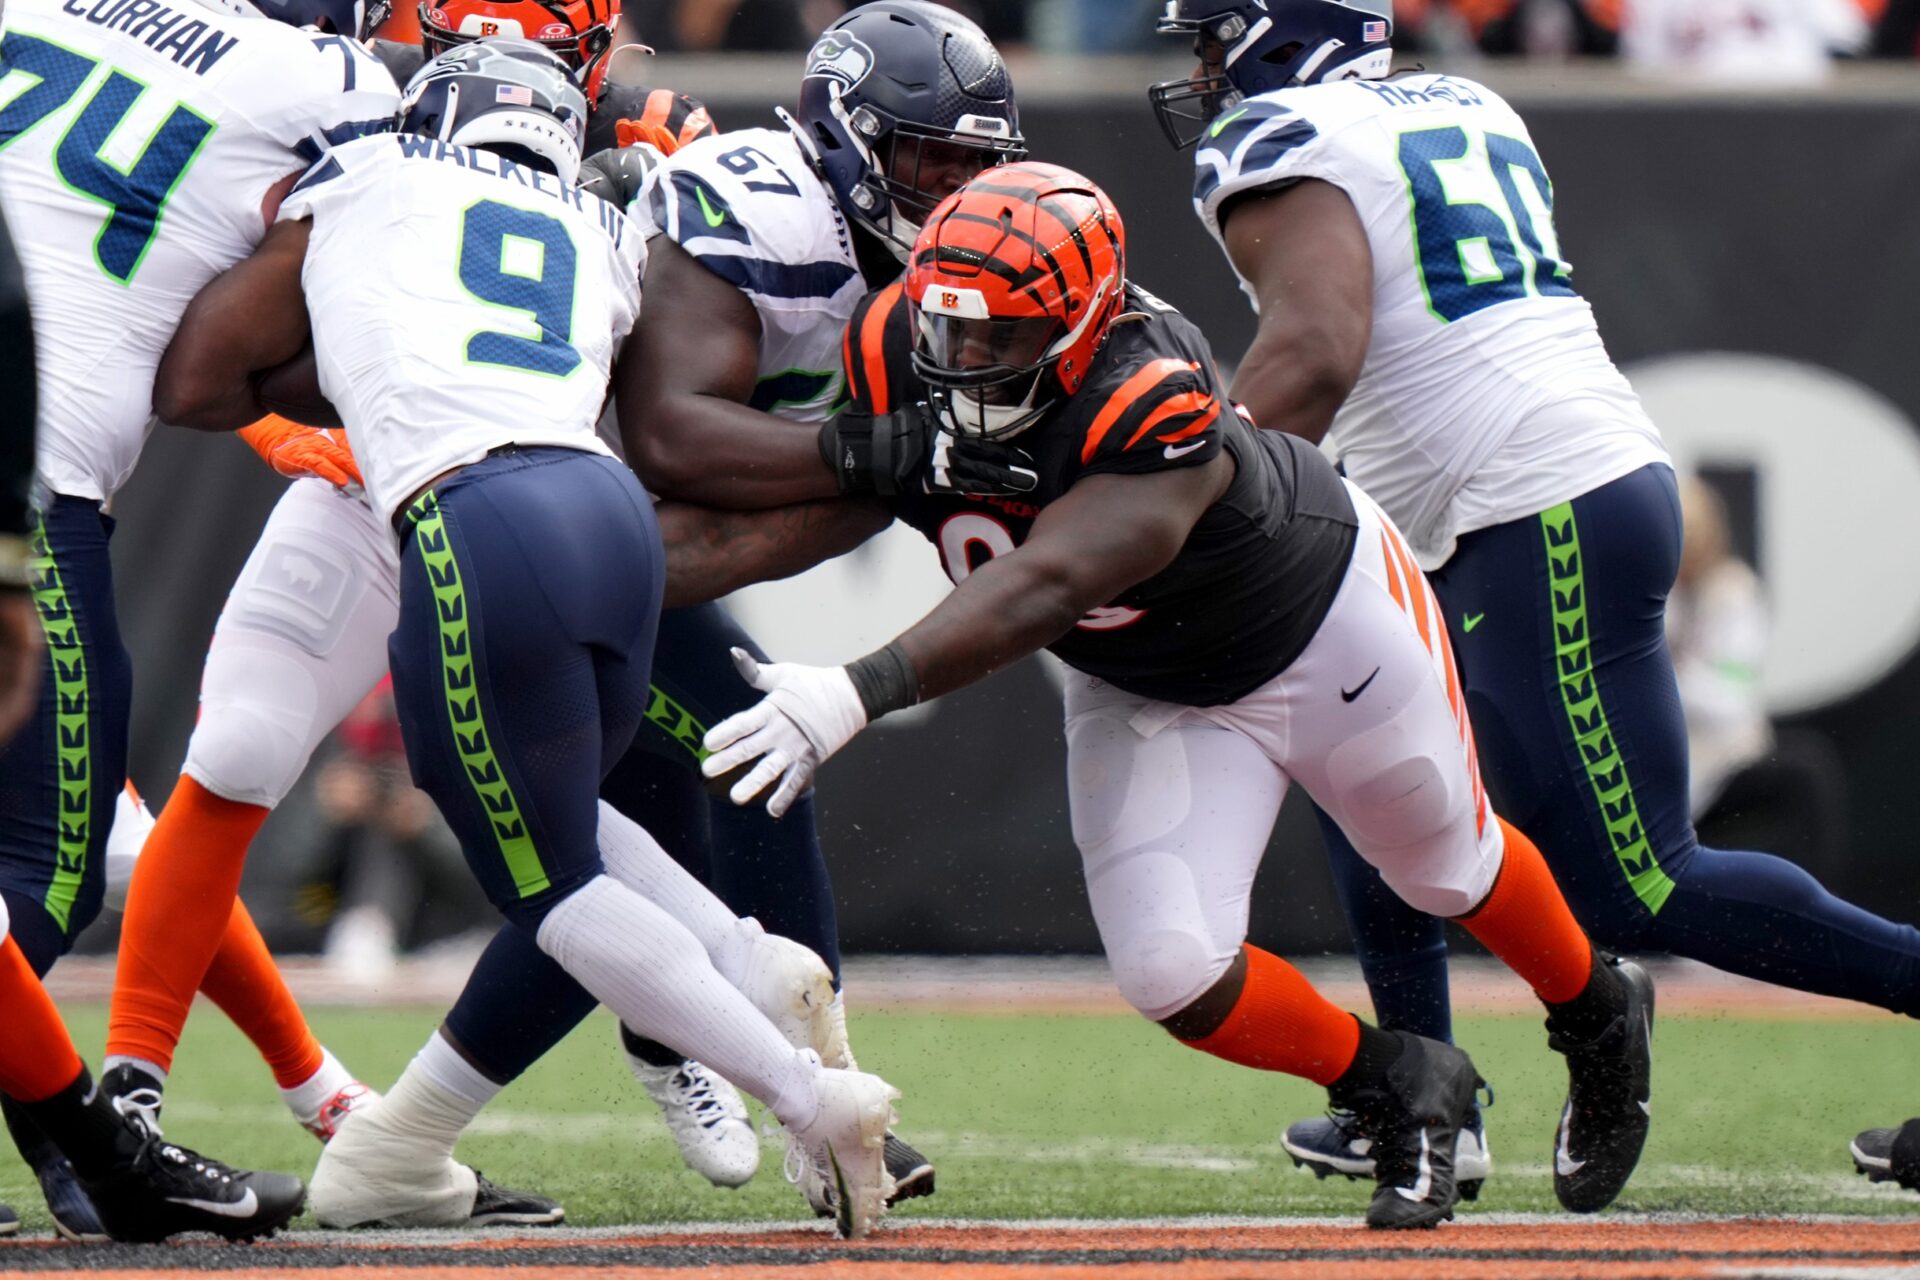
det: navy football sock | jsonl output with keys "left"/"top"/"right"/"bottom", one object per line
{"left": 708, "top": 790, "right": 842, "bottom": 988}
{"left": 442, "top": 922, "right": 598, "bottom": 1085}
{"left": 1317, "top": 808, "right": 1454, "bottom": 1043}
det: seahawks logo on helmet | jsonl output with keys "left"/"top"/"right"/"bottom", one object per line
{"left": 806, "top": 30, "right": 874, "bottom": 91}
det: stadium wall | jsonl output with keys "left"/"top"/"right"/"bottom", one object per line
{"left": 104, "top": 64, "right": 1920, "bottom": 956}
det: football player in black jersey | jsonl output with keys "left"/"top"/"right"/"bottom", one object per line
{"left": 659, "top": 163, "right": 1656, "bottom": 1229}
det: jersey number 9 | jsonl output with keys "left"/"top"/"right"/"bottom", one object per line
{"left": 457, "top": 199, "right": 582, "bottom": 379}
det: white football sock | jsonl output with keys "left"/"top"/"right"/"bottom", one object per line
{"left": 364, "top": 1038, "right": 487, "bottom": 1162}
{"left": 536, "top": 874, "right": 818, "bottom": 1129}
{"left": 415, "top": 1029, "right": 503, "bottom": 1111}
{"left": 595, "top": 800, "right": 758, "bottom": 984}
{"left": 279, "top": 1045, "right": 357, "bottom": 1123}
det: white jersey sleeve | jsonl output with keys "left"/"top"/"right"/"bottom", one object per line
{"left": 280, "top": 134, "right": 643, "bottom": 525}
{"left": 1193, "top": 75, "right": 1667, "bottom": 567}
{"left": 0, "top": 0, "right": 398, "bottom": 503}
{"left": 646, "top": 126, "right": 866, "bottom": 424}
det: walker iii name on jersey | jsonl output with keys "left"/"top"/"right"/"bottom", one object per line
{"left": 0, "top": 0, "right": 399, "bottom": 503}
{"left": 648, "top": 127, "right": 863, "bottom": 424}
{"left": 280, "top": 131, "right": 643, "bottom": 524}
{"left": 1192, "top": 73, "right": 1664, "bottom": 567}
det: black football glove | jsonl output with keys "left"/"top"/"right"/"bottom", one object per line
{"left": 578, "top": 144, "right": 660, "bottom": 213}
{"left": 817, "top": 404, "right": 934, "bottom": 496}
{"left": 929, "top": 432, "right": 1039, "bottom": 495}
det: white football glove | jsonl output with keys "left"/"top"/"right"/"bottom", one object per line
{"left": 701, "top": 648, "right": 868, "bottom": 817}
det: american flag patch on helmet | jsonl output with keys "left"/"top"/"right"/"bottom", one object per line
{"left": 496, "top": 85, "right": 534, "bottom": 105}
{"left": 1362, "top": 20, "right": 1388, "bottom": 40}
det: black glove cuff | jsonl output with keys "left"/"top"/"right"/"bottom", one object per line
{"left": 845, "top": 640, "right": 919, "bottom": 721}
{"left": 819, "top": 415, "right": 872, "bottom": 495}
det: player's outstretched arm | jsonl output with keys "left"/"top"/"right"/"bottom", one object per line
{"left": 701, "top": 455, "right": 1232, "bottom": 815}
{"left": 154, "top": 218, "right": 317, "bottom": 432}
{"left": 1219, "top": 179, "right": 1373, "bottom": 444}
{"left": 896, "top": 456, "right": 1232, "bottom": 703}
{"left": 618, "top": 237, "right": 839, "bottom": 509}
{"left": 656, "top": 496, "right": 892, "bottom": 608}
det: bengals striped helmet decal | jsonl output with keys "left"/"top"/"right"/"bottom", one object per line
{"left": 907, "top": 161, "right": 1126, "bottom": 396}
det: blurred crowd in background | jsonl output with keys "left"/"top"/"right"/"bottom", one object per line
{"left": 625, "top": 0, "right": 1920, "bottom": 68}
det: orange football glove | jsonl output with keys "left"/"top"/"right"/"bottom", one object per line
{"left": 238, "top": 415, "right": 362, "bottom": 489}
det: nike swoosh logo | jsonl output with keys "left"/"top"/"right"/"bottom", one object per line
{"left": 1163, "top": 440, "right": 1207, "bottom": 460}
{"left": 1394, "top": 1129, "right": 1434, "bottom": 1201}
{"left": 695, "top": 186, "right": 727, "bottom": 229}
{"left": 1462, "top": 612, "right": 1485, "bottom": 633}
{"left": 1209, "top": 105, "right": 1249, "bottom": 138}
{"left": 1341, "top": 667, "right": 1380, "bottom": 702}
{"left": 1555, "top": 1102, "right": 1586, "bottom": 1177}
{"left": 167, "top": 1188, "right": 258, "bottom": 1218}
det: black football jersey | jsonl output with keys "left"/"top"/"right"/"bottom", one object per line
{"left": 847, "top": 282, "right": 1359, "bottom": 707}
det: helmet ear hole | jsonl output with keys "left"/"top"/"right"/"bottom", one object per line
{"left": 1262, "top": 40, "right": 1304, "bottom": 67}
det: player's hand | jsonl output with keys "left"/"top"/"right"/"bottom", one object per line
{"left": 579, "top": 143, "right": 663, "bottom": 213}
{"left": 238, "top": 415, "right": 361, "bottom": 489}
{"left": 817, "top": 404, "right": 935, "bottom": 497}
{"left": 928, "top": 432, "right": 1039, "bottom": 495}
{"left": 702, "top": 647, "right": 868, "bottom": 818}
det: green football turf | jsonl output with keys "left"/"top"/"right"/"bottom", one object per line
{"left": 3, "top": 1002, "right": 1916, "bottom": 1230}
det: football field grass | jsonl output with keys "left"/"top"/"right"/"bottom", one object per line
{"left": 3, "top": 999, "right": 1917, "bottom": 1232}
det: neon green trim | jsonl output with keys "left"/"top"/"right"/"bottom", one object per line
{"left": 1462, "top": 612, "right": 1485, "bottom": 633}
{"left": 30, "top": 511, "right": 88, "bottom": 932}
{"left": 696, "top": 185, "right": 727, "bottom": 228}
{"left": 642, "top": 684, "right": 709, "bottom": 764}
{"left": 1207, "top": 105, "right": 1248, "bottom": 139}
{"left": 1540, "top": 502, "right": 1674, "bottom": 916}
{"left": 409, "top": 492, "right": 550, "bottom": 898}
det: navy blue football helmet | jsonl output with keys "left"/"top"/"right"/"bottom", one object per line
{"left": 786, "top": 0, "right": 1025, "bottom": 261}
{"left": 1149, "top": 0, "right": 1394, "bottom": 149}
{"left": 397, "top": 40, "right": 589, "bottom": 185}
{"left": 241, "top": 0, "right": 390, "bottom": 40}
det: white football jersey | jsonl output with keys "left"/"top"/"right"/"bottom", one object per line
{"left": 0, "top": 0, "right": 398, "bottom": 503}
{"left": 279, "top": 133, "right": 643, "bottom": 526}
{"left": 1194, "top": 74, "right": 1668, "bottom": 567}
{"left": 645, "top": 126, "right": 865, "bottom": 424}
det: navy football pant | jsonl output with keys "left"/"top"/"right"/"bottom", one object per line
{"left": 0, "top": 496, "right": 128, "bottom": 964}
{"left": 1324, "top": 464, "right": 1920, "bottom": 1041}
{"left": 388, "top": 448, "right": 659, "bottom": 928}
{"left": 444, "top": 604, "right": 846, "bottom": 1080}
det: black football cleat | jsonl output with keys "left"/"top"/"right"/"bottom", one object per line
{"left": 1328, "top": 1031, "right": 1479, "bottom": 1230}
{"left": 82, "top": 1119, "right": 306, "bottom": 1243}
{"left": 467, "top": 1172, "right": 564, "bottom": 1226}
{"left": 1851, "top": 1119, "right": 1920, "bottom": 1192}
{"left": 1284, "top": 1095, "right": 1492, "bottom": 1201}
{"left": 38, "top": 1149, "right": 109, "bottom": 1242}
{"left": 883, "top": 1134, "right": 934, "bottom": 1205}
{"left": 1547, "top": 956, "right": 1654, "bottom": 1213}
{"left": 0, "top": 1201, "right": 17, "bottom": 1236}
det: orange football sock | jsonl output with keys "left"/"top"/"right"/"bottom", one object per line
{"left": 0, "top": 935, "right": 85, "bottom": 1102}
{"left": 1458, "top": 817, "right": 1596, "bottom": 1004}
{"left": 199, "top": 898, "right": 326, "bottom": 1089}
{"left": 1176, "top": 945, "right": 1362, "bottom": 1086}
{"left": 107, "top": 776, "right": 269, "bottom": 1073}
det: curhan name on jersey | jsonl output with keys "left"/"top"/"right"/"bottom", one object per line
{"left": 394, "top": 135, "right": 628, "bottom": 247}
{"left": 60, "top": 0, "right": 237, "bottom": 75}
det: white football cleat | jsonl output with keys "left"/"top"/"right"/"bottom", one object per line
{"left": 627, "top": 1055, "right": 759, "bottom": 1189}
{"left": 737, "top": 933, "right": 838, "bottom": 1060}
{"left": 309, "top": 1092, "right": 479, "bottom": 1228}
{"left": 785, "top": 1066, "right": 899, "bottom": 1240}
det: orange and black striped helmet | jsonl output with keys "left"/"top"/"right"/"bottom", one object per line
{"left": 906, "top": 162, "right": 1126, "bottom": 439}
{"left": 420, "top": 0, "right": 618, "bottom": 98}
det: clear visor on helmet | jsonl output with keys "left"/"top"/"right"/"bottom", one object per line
{"left": 912, "top": 308, "right": 1063, "bottom": 440}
